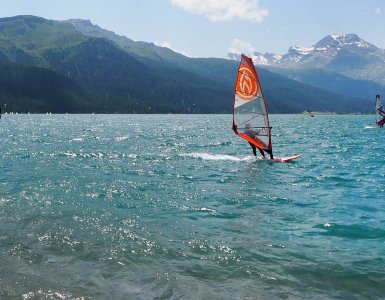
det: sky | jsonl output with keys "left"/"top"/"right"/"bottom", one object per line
{"left": 1, "top": 0, "right": 385, "bottom": 58}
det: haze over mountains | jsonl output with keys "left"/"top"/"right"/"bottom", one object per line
{"left": 0, "top": 15, "right": 383, "bottom": 114}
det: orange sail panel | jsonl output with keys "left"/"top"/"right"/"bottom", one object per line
{"left": 232, "top": 54, "right": 272, "bottom": 152}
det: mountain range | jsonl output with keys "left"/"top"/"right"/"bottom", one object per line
{"left": 0, "top": 15, "right": 383, "bottom": 114}
{"left": 227, "top": 33, "right": 385, "bottom": 98}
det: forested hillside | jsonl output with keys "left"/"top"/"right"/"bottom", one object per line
{"left": 0, "top": 60, "right": 92, "bottom": 113}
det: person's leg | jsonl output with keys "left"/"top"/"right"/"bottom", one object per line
{"left": 248, "top": 142, "right": 257, "bottom": 156}
{"left": 258, "top": 148, "right": 266, "bottom": 158}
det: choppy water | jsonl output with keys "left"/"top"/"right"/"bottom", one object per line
{"left": 0, "top": 114, "right": 385, "bottom": 299}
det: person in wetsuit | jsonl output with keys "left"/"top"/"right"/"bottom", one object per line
{"left": 244, "top": 123, "right": 273, "bottom": 159}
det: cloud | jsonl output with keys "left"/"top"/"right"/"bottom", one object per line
{"left": 155, "top": 41, "right": 192, "bottom": 57}
{"left": 229, "top": 38, "right": 255, "bottom": 54}
{"left": 375, "top": 7, "right": 382, "bottom": 14}
{"left": 155, "top": 41, "right": 172, "bottom": 48}
{"left": 171, "top": 0, "right": 269, "bottom": 22}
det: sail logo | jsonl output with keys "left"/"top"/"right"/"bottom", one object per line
{"left": 236, "top": 66, "right": 258, "bottom": 101}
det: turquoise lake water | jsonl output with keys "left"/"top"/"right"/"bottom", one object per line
{"left": 0, "top": 114, "right": 384, "bottom": 299}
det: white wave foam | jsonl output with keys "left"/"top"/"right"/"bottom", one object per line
{"left": 200, "top": 207, "right": 216, "bottom": 213}
{"left": 364, "top": 125, "right": 376, "bottom": 129}
{"left": 180, "top": 152, "right": 253, "bottom": 161}
{"left": 62, "top": 152, "right": 77, "bottom": 158}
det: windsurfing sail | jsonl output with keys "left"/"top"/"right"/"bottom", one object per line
{"left": 232, "top": 54, "right": 272, "bottom": 155}
{"left": 375, "top": 95, "right": 385, "bottom": 127}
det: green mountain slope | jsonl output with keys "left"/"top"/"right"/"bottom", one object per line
{"left": 0, "top": 15, "right": 86, "bottom": 67}
{"left": 42, "top": 37, "right": 232, "bottom": 113}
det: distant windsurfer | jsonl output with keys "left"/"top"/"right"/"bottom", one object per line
{"left": 244, "top": 123, "right": 273, "bottom": 159}
{"left": 376, "top": 95, "right": 385, "bottom": 127}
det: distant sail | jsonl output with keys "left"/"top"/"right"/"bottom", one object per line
{"left": 375, "top": 95, "right": 385, "bottom": 127}
{"left": 232, "top": 54, "right": 272, "bottom": 153}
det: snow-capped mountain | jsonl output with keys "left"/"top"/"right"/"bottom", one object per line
{"left": 227, "top": 34, "right": 385, "bottom": 85}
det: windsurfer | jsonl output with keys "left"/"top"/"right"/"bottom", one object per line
{"left": 376, "top": 95, "right": 385, "bottom": 127}
{"left": 244, "top": 123, "right": 273, "bottom": 159}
